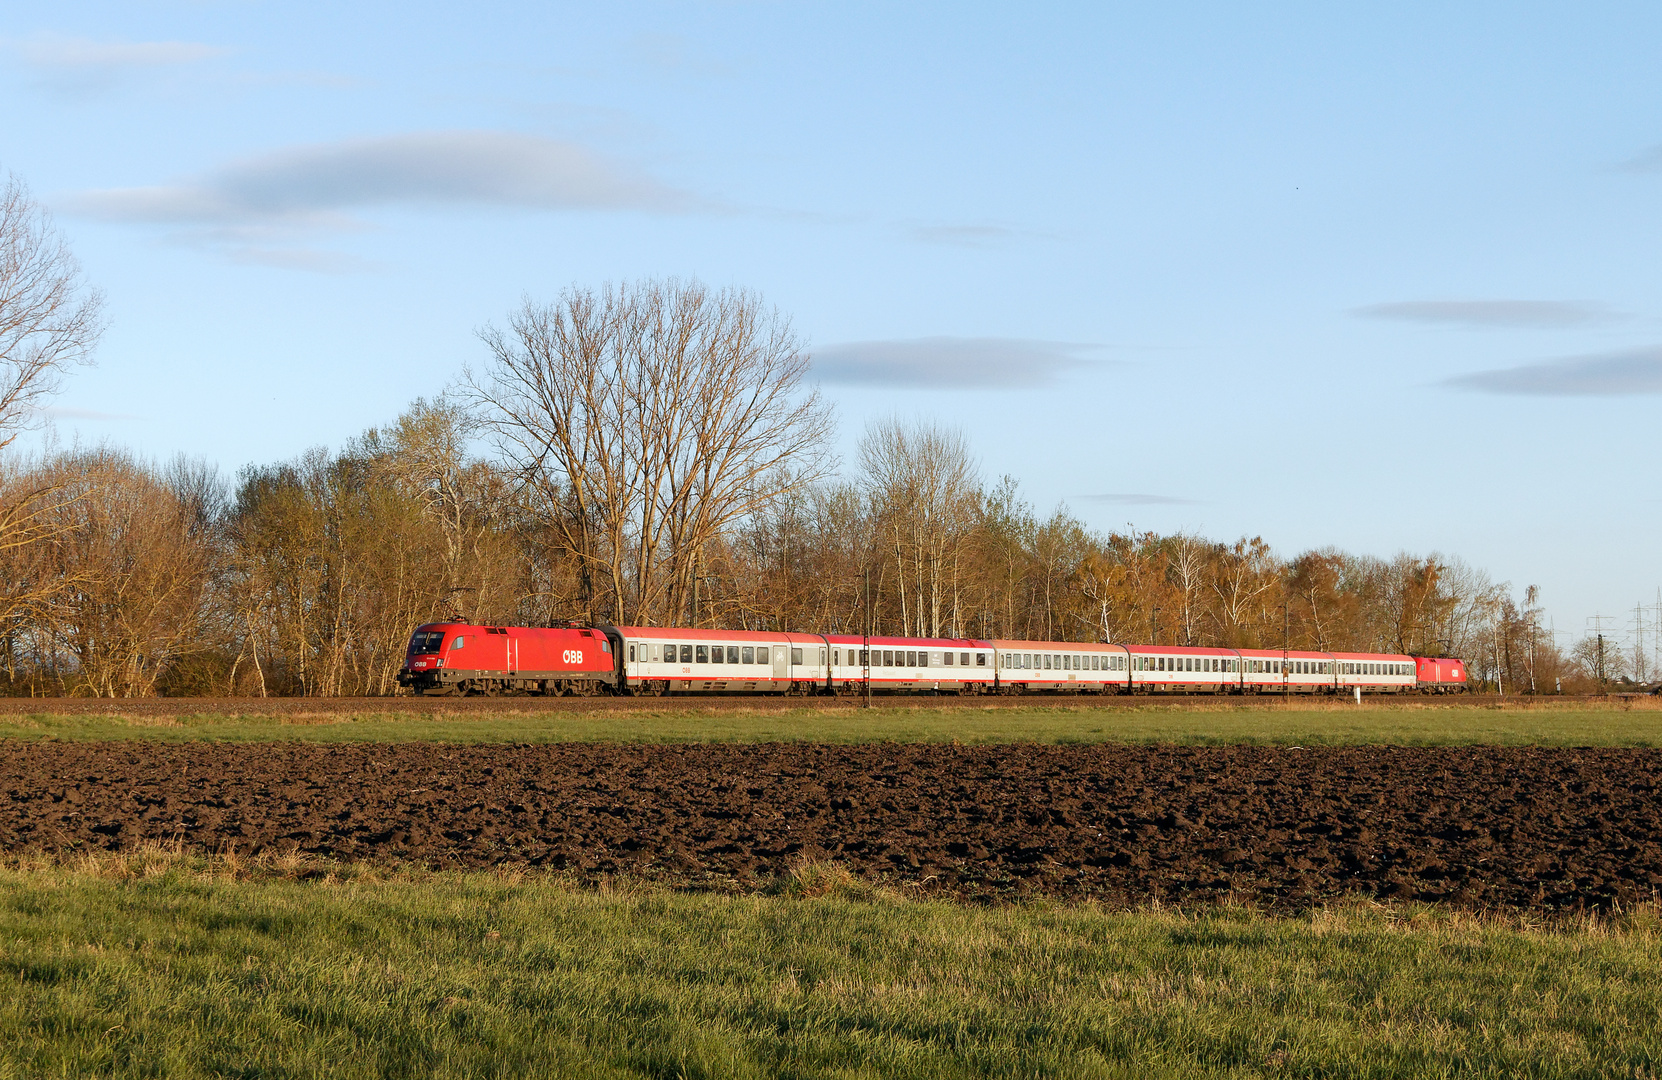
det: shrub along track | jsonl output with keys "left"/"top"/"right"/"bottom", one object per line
{"left": 1, "top": 741, "right": 1658, "bottom": 911}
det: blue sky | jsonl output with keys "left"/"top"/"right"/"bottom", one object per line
{"left": 5, "top": 1, "right": 1662, "bottom": 646}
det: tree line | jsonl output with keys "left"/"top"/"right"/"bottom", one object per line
{"left": 0, "top": 175, "right": 1613, "bottom": 695}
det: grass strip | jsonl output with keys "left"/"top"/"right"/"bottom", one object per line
{"left": 0, "top": 850, "right": 1659, "bottom": 1078}
{"left": 3, "top": 700, "right": 1662, "bottom": 745}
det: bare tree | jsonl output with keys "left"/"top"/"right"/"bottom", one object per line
{"left": 0, "top": 173, "right": 104, "bottom": 451}
{"left": 857, "top": 417, "right": 980, "bottom": 637}
{"left": 1166, "top": 532, "right": 1211, "bottom": 645}
{"left": 467, "top": 280, "right": 833, "bottom": 627}
{"left": 1213, "top": 536, "right": 1279, "bottom": 646}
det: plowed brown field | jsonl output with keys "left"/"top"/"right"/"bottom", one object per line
{"left": 3, "top": 741, "right": 1658, "bottom": 910}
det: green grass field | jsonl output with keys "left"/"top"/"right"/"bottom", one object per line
{"left": 1, "top": 852, "right": 1659, "bottom": 1079}
{"left": 2, "top": 698, "right": 1662, "bottom": 746}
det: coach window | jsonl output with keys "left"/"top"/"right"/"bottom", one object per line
{"left": 963, "top": 652, "right": 973, "bottom": 666}
{"left": 975, "top": 653, "right": 986, "bottom": 666}
{"left": 676, "top": 644, "right": 690, "bottom": 663}
{"left": 791, "top": 648, "right": 803, "bottom": 664}
{"left": 693, "top": 645, "right": 707, "bottom": 664}
{"left": 710, "top": 646, "right": 724, "bottom": 665}
{"left": 739, "top": 647, "right": 751, "bottom": 665}
{"left": 879, "top": 650, "right": 890, "bottom": 666}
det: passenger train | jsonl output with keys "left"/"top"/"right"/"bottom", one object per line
{"left": 397, "top": 621, "right": 1469, "bottom": 697}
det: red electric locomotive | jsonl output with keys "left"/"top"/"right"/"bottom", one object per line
{"left": 397, "top": 622, "right": 620, "bottom": 696}
{"left": 1414, "top": 655, "right": 1469, "bottom": 693}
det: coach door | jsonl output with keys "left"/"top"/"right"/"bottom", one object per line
{"left": 772, "top": 645, "right": 789, "bottom": 683}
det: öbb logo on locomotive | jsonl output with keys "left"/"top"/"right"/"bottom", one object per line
{"left": 396, "top": 620, "right": 1470, "bottom": 697}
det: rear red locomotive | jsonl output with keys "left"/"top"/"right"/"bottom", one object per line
{"left": 398, "top": 622, "right": 619, "bottom": 696}
{"left": 1414, "top": 656, "right": 1469, "bottom": 693}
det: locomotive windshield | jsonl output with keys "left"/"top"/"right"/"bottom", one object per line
{"left": 409, "top": 631, "right": 445, "bottom": 654}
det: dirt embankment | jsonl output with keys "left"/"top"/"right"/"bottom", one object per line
{"left": 2, "top": 741, "right": 1658, "bottom": 910}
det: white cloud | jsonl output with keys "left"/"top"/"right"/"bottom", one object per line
{"left": 10, "top": 33, "right": 228, "bottom": 70}
{"left": 1353, "top": 300, "right": 1617, "bottom": 328}
{"left": 226, "top": 247, "right": 379, "bottom": 274}
{"left": 65, "top": 130, "right": 704, "bottom": 269}
{"left": 1075, "top": 493, "right": 1199, "bottom": 506}
{"left": 1616, "top": 145, "right": 1662, "bottom": 173}
{"left": 45, "top": 406, "right": 140, "bottom": 421}
{"left": 812, "top": 337, "right": 1113, "bottom": 388}
{"left": 69, "top": 130, "right": 698, "bottom": 226}
{"left": 1444, "top": 346, "right": 1662, "bottom": 395}
{"left": 909, "top": 224, "right": 1018, "bottom": 247}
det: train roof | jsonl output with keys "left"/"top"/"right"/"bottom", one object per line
{"left": 1234, "top": 647, "right": 1412, "bottom": 660}
{"left": 993, "top": 639, "right": 1124, "bottom": 651}
{"left": 825, "top": 635, "right": 990, "bottom": 648}
{"left": 613, "top": 626, "right": 828, "bottom": 644}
